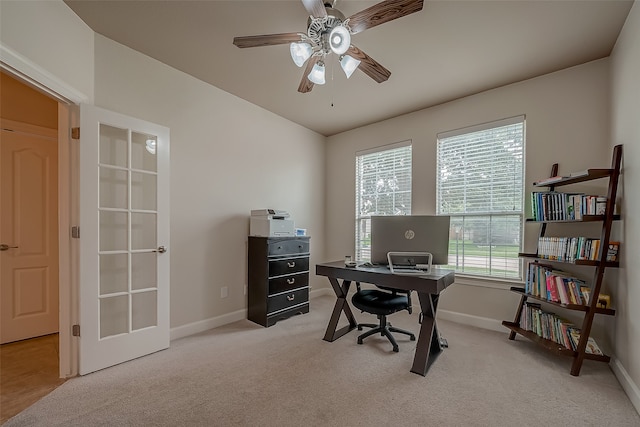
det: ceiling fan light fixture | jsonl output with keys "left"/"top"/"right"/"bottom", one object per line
{"left": 308, "top": 62, "right": 326, "bottom": 85}
{"left": 145, "top": 138, "right": 157, "bottom": 155}
{"left": 339, "top": 54, "right": 361, "bottom": 79}
{"left": 290, "top": 42, "right": 313, "bottom": 67}
{"left": 329, "top": 25, "right": 350, "bottom": 55}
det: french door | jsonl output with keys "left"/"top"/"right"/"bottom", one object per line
{"left": 79, "top": 104, "right": 170, "bottom": 375}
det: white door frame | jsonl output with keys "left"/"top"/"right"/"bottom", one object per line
{"left": 1, "top": 45, "right": 89, "bottom": 378}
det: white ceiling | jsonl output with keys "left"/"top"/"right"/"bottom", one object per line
{"left": 64, "top": 0, "right": 633, "bottom": 136}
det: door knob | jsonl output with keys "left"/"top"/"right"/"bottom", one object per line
{"left": 154, "top": 246, "right": 167, "bottom": 253}
{"left": 0, "top": 244, "right": 18, "bottom": 251}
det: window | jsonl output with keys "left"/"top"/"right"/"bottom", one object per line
{"left": 355, "top": 141, "right": 412, "bottom": 261}
{"left": 437, "top": 116, "right": 525, "bottom": 279}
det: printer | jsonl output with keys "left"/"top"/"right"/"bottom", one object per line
{"left": 250, "top": 209, "right": 295, "bottom": 237}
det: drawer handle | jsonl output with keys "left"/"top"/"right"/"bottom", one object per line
{"left": 287, "top": 261, "right": 296, "bottom": 268}
{"left": 287, "top": 278, "right": 295, "bottom": 285}
{"left": 287, "top": 294, "right": 295, "bottom": 301}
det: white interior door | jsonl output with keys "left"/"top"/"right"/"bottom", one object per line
{"left": 0, "top": 122, "right": 59, "bottom": 344}
{"left": 79, "top": 104, "right": 170, "bottom": 375}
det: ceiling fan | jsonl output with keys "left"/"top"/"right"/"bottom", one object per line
{"left": 233, "top": 0, "right": 424, "bottom": 93}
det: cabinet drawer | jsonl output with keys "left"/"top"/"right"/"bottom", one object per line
{"left": 268, "top": 238, "right": 309, "bottom": 257}
{"left": 267, "top": 288, "right": 309, "bottom": 314}
{"left": 269, "top": 256, "right": 309, "bottom": 277}
{"left": 269, "top": 272, "right": 309, "bottom": 295}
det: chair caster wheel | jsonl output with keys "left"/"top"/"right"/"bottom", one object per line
{"left": 410, "top": 335, "right": 416, "bottom": 341}
{"left": 357, "top": 325, "right": 363, "bottom": 331}
{"left": 357, "top": 339, "right": 363, "bottom": 344}
{"left": 392, "top": 346, "right": 399, "bottom": 353}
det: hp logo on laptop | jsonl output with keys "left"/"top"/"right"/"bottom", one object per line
{"left": 404, "top": 229, "right": 415, "bottom": 240}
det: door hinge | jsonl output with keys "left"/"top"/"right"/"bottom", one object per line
{"left": 72, "top": 324, "right": 80, "bottom": 337}
{"left": 71, "top": 127, "right": 80, "bottom": 139}
{"left": 71, "top": 226, "right": 80, "bottom": 239}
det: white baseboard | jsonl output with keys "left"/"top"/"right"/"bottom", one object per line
{"left": 437, "top": 309, "right": 506, "bottom": 333}
{"left": 170, "top": 308, "right": 247, "bottom": 341}
{"left": 610, "top": 356, "right": 640, "bottom": 416}
{"left": 170, "top": 288, "right": 333, "bottom": 341}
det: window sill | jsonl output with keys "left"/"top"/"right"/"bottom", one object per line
{"left": 452, "top": 273, "right": 524, "bottom": 290}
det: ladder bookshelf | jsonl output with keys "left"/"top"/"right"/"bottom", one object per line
{"left": 502, "top": 144, "right": 622, "bottom": 376}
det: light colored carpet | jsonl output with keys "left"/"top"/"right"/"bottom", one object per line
{"left": 5, "top": 295, "right": 639, "bottom": 426}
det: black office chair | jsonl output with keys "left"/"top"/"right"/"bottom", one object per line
{"left": 351, "top": 282, "right": 415, "bottom": 352}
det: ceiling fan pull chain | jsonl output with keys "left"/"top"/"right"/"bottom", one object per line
{"left": 330, "top": 59, "right": 335, "bottom": 107}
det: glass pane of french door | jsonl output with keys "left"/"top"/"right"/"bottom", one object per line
{"left": 98, "top": 124, "right": 158, "bottom": 339}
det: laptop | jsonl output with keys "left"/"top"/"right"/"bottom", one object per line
{"left": 370, "top": 215, "right": 451, "bottom": 266}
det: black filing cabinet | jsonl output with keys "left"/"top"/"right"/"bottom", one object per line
{"left": 248, "top": 236, "right": 310, "bottom": 327}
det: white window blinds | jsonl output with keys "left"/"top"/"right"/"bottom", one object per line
{"left": 355, "top": 142, "right": 412, "bottom": 261}
{"left": 437, "top": 116, "right": 525, "bottom": 279}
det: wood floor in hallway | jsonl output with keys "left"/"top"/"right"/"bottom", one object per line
{"left": 1, "top": 334, "right": 66, "bottom": 424}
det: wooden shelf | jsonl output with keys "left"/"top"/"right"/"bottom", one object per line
{"left": 504, "top": 144, "right": 622, "bottom": 376}
{"left": 518, "top": 253, "right": 619, "bottom": 268}
{"left": 502, "top": 322, "right": 611, "bottom": 362}
{"left": 533, "top": 168, "right": 613, "bottom": 187}
{"left": 508, "top": 287, "right": 615, "bottom": 316}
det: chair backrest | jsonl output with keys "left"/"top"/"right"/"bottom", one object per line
{"left": 355, "top": 282, "right": 413, "bottom": 314}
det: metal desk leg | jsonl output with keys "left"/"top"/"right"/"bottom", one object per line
{"left": 411, "top": 292, "right": 444, "bottom": 376}
{"left": 323, "top": 278, "right": 358, "bottom": 342}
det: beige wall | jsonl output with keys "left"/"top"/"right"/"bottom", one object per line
{"left": 0, "top": 0, "right": 94, "bottom": 102}
{"left": 326, "top": 59, "right": 613, "bottom": 329}
{"left": 92, "top": 35, "right": 326, "bottom": 330}
{"left": 611, "top": 0, "right": 640, "bottom": 410}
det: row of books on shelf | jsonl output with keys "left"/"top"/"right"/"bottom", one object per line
{"left": 537, "top": 237, "right": 620, "bottom": 262}
{"left": 520, "top": 302, "right": 603, "bottom": 355}
{"left": 524, "top": 262, "right": 613, "bottom": 308}
{"left": 530, "top": 192, "right": 607, "bottom": 221}
{"left": 525, "top": 263, "right": 589, "bottom": 305}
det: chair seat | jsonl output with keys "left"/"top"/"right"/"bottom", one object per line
{"left": 351, "top": 288, "right": 409, "bottom": 316}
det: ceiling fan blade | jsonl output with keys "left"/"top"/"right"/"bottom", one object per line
{"left": 233, "top": 33, "right": 303, "bottom": 48}
{"left": 346, "top": 46, "right": 391, "bottom": 83}
{"left": 347, "top": 0, "right": 424, "bottom": 35}
{"left": 301, "top": 0, "right": 327, "bottom": 18}
{"left": 298, "top": 56, "right": 320, "bottom": 93}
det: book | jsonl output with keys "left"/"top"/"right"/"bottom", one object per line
{"left": 585, "top": 337, "right": 604, "bottom": 355}
{"left": 567, "top": 328, "right": 604, "bottom": 355}
{"left": 580, "top": 286, "right": 591, "bottom": 305}
{"left": 607, "top": 241, "right": 620, "bottom": 262}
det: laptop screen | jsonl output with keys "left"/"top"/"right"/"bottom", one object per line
{"left": 370, "top": 215, "right": 451, "bottom": 265}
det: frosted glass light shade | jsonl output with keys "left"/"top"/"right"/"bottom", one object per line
{"left": 290, "top": 42, "right": 313, "bottom": 67}
{"left": 329, "top": 25, "right": 350, "bottom": 55}
{"left": 340, "top": 55, "right": 361, "bottom": 79}
{"left": 308, "top": 62, "right": 326, "bottom": 85}
{"left": 145, "top": 138, "right": 157, "bottom": 155}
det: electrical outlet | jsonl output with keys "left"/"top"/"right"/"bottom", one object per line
{"left": 220, "top": 286, "right": 228, "bottom": 299}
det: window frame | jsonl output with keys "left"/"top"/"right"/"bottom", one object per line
{"left": 355, "top": 140, "right": 412, "bottom": 262}
{"left": 436, "top": 116, "right": 525, "bottom": 280}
